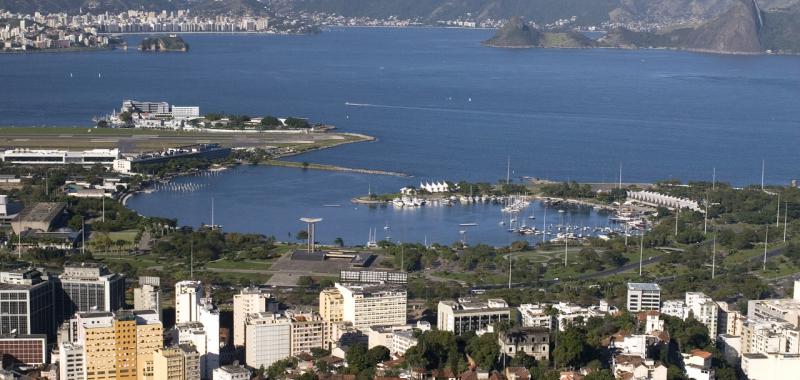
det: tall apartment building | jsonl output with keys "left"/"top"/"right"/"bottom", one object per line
{"left": 134, "top": 276, "right": 162, "bottom": 317}
{"left": 176, "top": 301, "right": 220, "bottom": 379}
{"left": 748, "top": 280, "right": 800, "bottom": 328}
{"left": 153, "top": 345, "right": 201, "bottom": 380}
{"left": 245, "top": 312, "right": 291, "bottom": 370}
{"left": 438, "top": 298, "right": 512, "bottom": 335}
{"left": 334, "top": 283, "right": 407, "bottom": 330}
{"left": 58, "top": 263, "right": 125, "bottom": 318}
{"left": 626, "top": 283, "right": 661, "bottom": 312}
{"left": 244, "top": 310, "right": 325, "bottom": 369}
{"left": 232, "top": 287, "right": 275, "bottom": 347}
{"left": 76, "top": 310, "right": 163, "bottom": 380}
{"left": 685, "top": 292, "right": 719, "bottom": 338}
{"left": 319, "top": 288, "right": 344, "bottom": 349}
{"left": 198, "top": 301, "right": 220, "bottom": 379}
{"left": 0, "top": 268, "right": 55, "bottom": 338}
{"left": 286, "top": 310, "right": 325, "bottom": 356}
{"left": 175, "top": 280, "right": 204, "bottom": 324}
{"left": 741, "top": 320, "right": 800, "bottom": 355}
{"left": 518, "top": 303, "right": 554, "bottom": 330}
{"left": 59, "top": 342, "right": 85, "bottom": 380}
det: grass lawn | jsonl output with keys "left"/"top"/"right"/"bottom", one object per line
{"left": 206, "top": 259, "right": 272, "bottom": 270}
{"left": 105, "top": 230, "right": 139, "bottom": 243}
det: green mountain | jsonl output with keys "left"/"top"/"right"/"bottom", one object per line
{"left": 600, "top": 0, "right": 799, "bottom": 54}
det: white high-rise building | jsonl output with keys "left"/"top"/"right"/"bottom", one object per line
{"left": 58, "top": 342, "right": 85, "bottom": 380}
{"left": 335, "top": 283, "right": 407, "bottom": 330}
{"left": 685, "top": 292, "right": 719, "bottom": 338}
{"left": 175, "top": 281, "right": 204, "bottom": 324}
{"left": 245, "top": 313, "right": 291, "bottom": 370}
{"left": 232, "top": 287, "right": 275, "bottom": 347}
{"left": 626, "top": 283, "right": 661, "bottom": 312}
{"left": 199, "top": 300, "right": 220, "bottom": 379}
{"left": 438, "top": 298, "right": 512, "bottom": 335}
{"left": 134, "top": 276, "right": 162, "bottom": 316}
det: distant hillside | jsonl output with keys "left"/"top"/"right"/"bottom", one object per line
{"left": 483, "top": 17, "right": 595, "bottom": 48}
{"left": 600, "top": 0, "right": 798, "bottom": 54}
{"left": 0, "top": 0, "right": 267, "bottom": 15}
{"left": 760, "top": 3, "right": 800, "bottom": 53}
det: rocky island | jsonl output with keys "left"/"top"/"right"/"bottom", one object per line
{"left": 139, "top": 35, "right": 189, "bottom": 52}
{"left": 482, "top": 17, "right": 595, "bottom": 49}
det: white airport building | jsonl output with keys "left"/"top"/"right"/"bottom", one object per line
{"left": 0, "top": 148, "right": 119, "bottom": 166}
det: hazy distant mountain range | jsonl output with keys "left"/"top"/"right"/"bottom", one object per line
{"left": 2, "top": 0, "right": 799, "bottom": 25}
{"left": 485, "top": 0, "right": 800, "bottom": 54}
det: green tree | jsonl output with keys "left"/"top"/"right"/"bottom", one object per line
{"left": 334, "top": 237, "right": 345, "bottom": 247}
{"left": 296, "top": 230, "right": 309, "bottom": 240}
{"left": 466, "top": 333, "right": 500, "bottom": 370}
{"left": 554, "top": 327, "right": 589, "bottom": 369}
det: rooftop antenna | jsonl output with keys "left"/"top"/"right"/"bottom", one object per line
{"left": 763, "top": 225, "right": 768, "bottom": 271}
{"left": 300, "top": 218, "right": 323, "bottom": 253}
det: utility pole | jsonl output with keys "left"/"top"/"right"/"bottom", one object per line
{"left": 712, "top": 167, "right": 716, "bottom": 190}
{"left": 704, "top": 198, "right": 708, "bottom": 235}
{"left": 564, "top": 237, "right": 568, "bottom": 267}
{"left": 777, "top": 194, "right": 781, "bottom": 228}
{"left": 618, "top": 162, "right": 622, "bottom": 190}
{"left": 102, "top": 196, "right": 105, "bottom": 223}
{"left": 784, "top": 202, "right": 789, "bottom": 243}
{"left": 542, "top": 204, "right": 547, "bottom": 243}
{"left": 81, "top": 216, "right": 85, "bottom": 256}
{"left": 508, "top": 257, "right": 512, "bottom": 289}
{"left": 675, "top": 208, "right": 679, "bottom": 236}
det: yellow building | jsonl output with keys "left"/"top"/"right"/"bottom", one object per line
{"left": 78, "top": 310, "right": 163, "bottom": 380}
{"left": 319, "top": 288, "right": 344, "bottom": 349}
{"left": 153, "top": 345, "right": 201, "bottom": 380}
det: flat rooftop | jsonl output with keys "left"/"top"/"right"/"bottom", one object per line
{"left": 627, "top": 283, "right": 661, "bottom": 291}
{"left": 16, "top": 202, "right": 65, "bottom": 223}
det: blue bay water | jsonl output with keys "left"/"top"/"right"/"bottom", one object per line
{"left": 1, "top": 28, "right": 799, "bottom": 244}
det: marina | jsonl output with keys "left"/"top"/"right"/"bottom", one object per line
{"left": 128, "top": 165, "right": 649, "bottom": 247}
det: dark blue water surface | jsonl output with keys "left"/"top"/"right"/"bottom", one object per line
{"left": 2, "top": 28, "right": 799, "bottom": 244}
